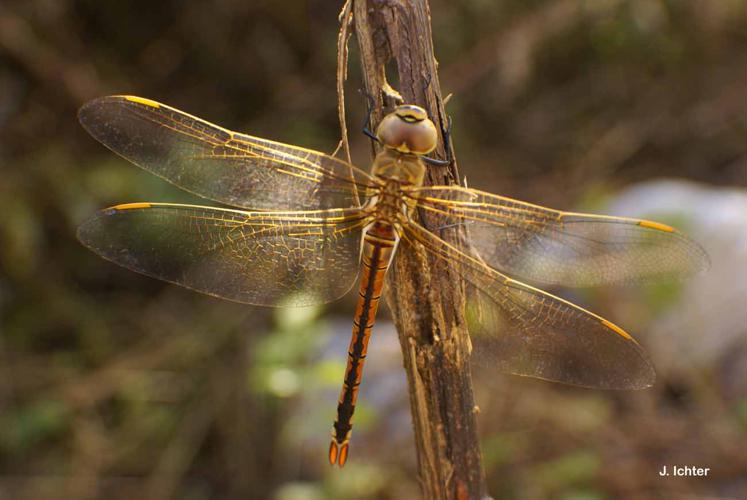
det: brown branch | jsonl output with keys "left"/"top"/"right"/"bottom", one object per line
{"left": 348, "top": 1, "right": 488, "bottom": 498}
{"left": 335, "top": 0, "right": 354, "bottom": 165}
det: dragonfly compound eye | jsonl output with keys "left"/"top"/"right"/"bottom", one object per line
{"left": 376, "top": 105, "right": 438, "bottom": 156}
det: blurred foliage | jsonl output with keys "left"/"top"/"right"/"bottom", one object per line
{"left": 1, "top": 0, "right": 746, "bottom": 499}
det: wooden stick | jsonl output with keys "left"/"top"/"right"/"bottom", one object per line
{"left": 346, "top": 1, "right": 488, "bottom": 498}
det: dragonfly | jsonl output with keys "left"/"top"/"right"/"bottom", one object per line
{"left": 77, "top": 95, "right": 708, "bottom": 467}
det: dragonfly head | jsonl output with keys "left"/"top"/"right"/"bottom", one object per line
{"left": 376, "top": 104, "right": 438, "bottom": 156}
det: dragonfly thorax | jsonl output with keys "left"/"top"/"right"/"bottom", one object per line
{"left": 371, "top": 148, "right": 426, "bottom": 187}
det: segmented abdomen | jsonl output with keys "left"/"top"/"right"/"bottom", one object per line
{"left": 328, "top": 221, "right": 398, "bottom": 467}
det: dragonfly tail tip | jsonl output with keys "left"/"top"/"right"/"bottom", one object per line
{"left": 328, "top": 440, "right": 349, "bottom": 467}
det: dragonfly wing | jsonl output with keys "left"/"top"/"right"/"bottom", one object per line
{"left": 78, "top": 96, "right": 376, "bottom": 210}
{"left": 410, "top": 186, "right": 708, "bottom": 287}
{"left": 404, "top": 221, "right": 655, "bottom": 389}
{"left": 78, "top": 203, "right": 368, "bottom": 306}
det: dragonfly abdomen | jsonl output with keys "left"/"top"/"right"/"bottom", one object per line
{"left": 329, "top": 221, "right": 398, "bottom": 467}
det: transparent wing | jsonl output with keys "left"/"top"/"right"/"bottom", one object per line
{"left": 404, "top": 221, "right": 655, "bottom": 389}
{"left": 77, "top": 203, "right": 369, "bottom": 306}
{"left": 78, "top": 96, "right": 378, "bottom": 210}
{"left": 408, "top": 186, "right": 708, "bottom": 287}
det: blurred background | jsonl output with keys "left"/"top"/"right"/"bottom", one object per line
{"left": 1, "top": 0, "right": 746, "bottom": 498}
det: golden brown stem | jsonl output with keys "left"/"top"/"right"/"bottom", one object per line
{"left": 345, "top": 1, "right": 488, "bottom": 498}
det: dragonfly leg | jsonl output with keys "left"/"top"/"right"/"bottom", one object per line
{"left": 422, "top": 115, "right": 453, "bottom": 167}
{"left": 422, "top": 155, "right": 450, "bottom": 167}
{"left": 360, "top": 89, "right": 381, "bottom": 143}
{"left": 443, "top": 114, "right": 454, "bottom": 160}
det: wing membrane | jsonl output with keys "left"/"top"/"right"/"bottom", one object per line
{"left": 77, "top": 203, "right": 369, "bottom": 306}
{"left": 78, "top": 96, "right": 378, "bottom": 210}
{"left": 403, "top": 221, "right": 655, "bottom": 389}
{"left": 409, "top": 186, "right": 708, "bottom": 287}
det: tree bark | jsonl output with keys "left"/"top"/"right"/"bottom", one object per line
{"left": 349, "top": 1, "right": 488, "bottom": 498}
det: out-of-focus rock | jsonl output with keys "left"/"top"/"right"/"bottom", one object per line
{"left": 607, "top": 179, "right": 747, "bottom": 393}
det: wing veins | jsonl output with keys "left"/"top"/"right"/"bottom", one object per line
{"left": 123, "top": 101, "right": 377, "bottom": 192}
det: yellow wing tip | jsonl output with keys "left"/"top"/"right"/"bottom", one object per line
{"left": 123, "top": 96, "right": 161, "bottom": 108}
{"left": 108, "top": 202, "right": 153, "bottom": 211}
{"left": 638, "top": 219, "right": 674, "bottom": 233}
{"left": 600, "top": 318, "right": 633, "bottom": 340}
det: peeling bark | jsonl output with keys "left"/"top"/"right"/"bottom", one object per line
{"left": 346, "top": 1, "right": 488, "bottom": 498}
